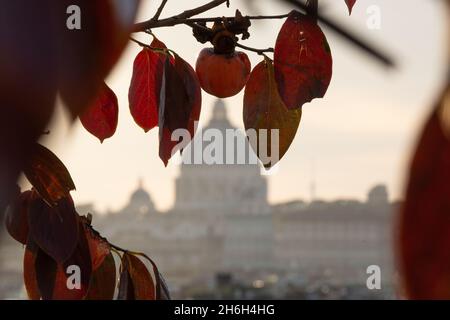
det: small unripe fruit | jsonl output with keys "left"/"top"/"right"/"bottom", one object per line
{"left": 195, "top": 48, "right": 251, "bottom": 98}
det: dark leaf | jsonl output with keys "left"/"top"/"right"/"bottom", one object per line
{"left": 79, "top": 82, "right": 119, "bottom": 143}
{"left": 274, "top": 11, "right": 333, "bottom": 110}
{"left": 129, "top": 38, "right": 168, "bottom": 132}
{"left": 117, "top": 261, "right": 135, "bottom": 300}
{"left": 243, "top": 58, "right": 302, "bottom": 168}
{"left": 54, "top": 219, "right": 92, "bottom": 300}
{"left": 4, "top": 190, "right": 35, "bottom": 244}
{"left": 85, "top": 252, "right": 116, "bottom": 300}
{"left": 398, "top": 86, "right": 450, "bottom": 299}
{"left": 23, "top": 238, "right": 42, "bottom": 300}
{"left": 28, "top": 196, "right": 79, "bottom": 264}
{"left": 159, "top": 54, "right": 202, "bottom": 166}
{"left": 24, "top": 144, "right": 75, "bottom": 207}
{"left": 34, "top": 245, "right": 58, "bottom": 300}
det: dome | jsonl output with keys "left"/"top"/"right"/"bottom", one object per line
{"left": 126, "top": 180, "right": 155, "bottom": 214}
{"left": 367, "top": 185, "right": 389, "bottom": 205}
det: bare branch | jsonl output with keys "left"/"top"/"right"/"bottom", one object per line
{"left": 152, "top": 0, "right": 169, "bottom": 20}
{"left": 235, "top": 43, "right": 274, "bottom": 55}
{"left": 133, "top": 0, "right": 229, "bottom": 32}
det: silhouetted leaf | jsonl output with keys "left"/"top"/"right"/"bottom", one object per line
{"left": 117, "top": 260, "right": 135, "bottom": 300}
{"left": 274, "top": 11, "right": 333, "bottom": 110}
{"left": 79, "top": 82, "right": 119, "bottom": 143}
{"left": 398, "top": 87, "right": 450, "bottom": 299}
{"left": 28, "top": 196, "right": 79, "bottom": 264}
{"left": 159, "top": 54, "right": 202, "bottom": 166}
{"left": 5, "top": 190, "right": 35, "bottom": 244}
{"left": 244, "top": 58, "right": 302, "bottom": 168}
{"left": 23, "top": 238, "right": 42, "bottom": 300}
{"left": 129, "top": 38, "right": 168, "bottom": 132}
{"left": 34, "top": 245, "right": 58, "bottom": 300}
{"left": 24, "top": 144, "right": 75, "bottom": 207}
{"left": 85, "top": 252, "right": 116, "bottom": 300}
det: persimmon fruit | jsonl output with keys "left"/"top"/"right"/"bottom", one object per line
{"left": 195, "top": 48, "right": 251, "bottom": 98}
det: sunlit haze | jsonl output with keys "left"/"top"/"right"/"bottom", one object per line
{"left": 33, "top": 0, "right": 448, "bottom": 213}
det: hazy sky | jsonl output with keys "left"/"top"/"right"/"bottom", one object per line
{"left": 33, "top": 0, "right": 448, "bottom": 213}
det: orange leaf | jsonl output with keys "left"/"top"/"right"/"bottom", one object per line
{"left": 243, "top": 58, "right": 302, "bottom": 168}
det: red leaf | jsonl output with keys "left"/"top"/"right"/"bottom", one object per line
{"left": 244, "top": 58, "right": 302, "bottom": 168}
{"left": 24, "top": 144, "right": 76, "bottom": 206}
{"left": 28, "top": 196, "right": 79, "bottom": 264}
{"left": 159, "top": 54, "right": 202, "bottom": 166}
{"left": 345, "top": 0, "right": 357, "bottom": 15}
{"left": 5, "top": 190, "right": 34, "bottom": 244}
{"left": 80, "top": 82, "right": 119, "bottom": 143}
{"left": 398, "top": 87, "right": 450, "bottom": 299}
{"left": 85, "top": 252, "right": 116, "bottom": 300}
{"left": 129, "top": 38, "right": 168, "bottom": 132}
{"left": 274, "top": 11, "right": 333, "bottom": 110}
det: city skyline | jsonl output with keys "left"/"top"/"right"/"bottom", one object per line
{"left": 27, "top": 0, "right": 448, "bottom": 212}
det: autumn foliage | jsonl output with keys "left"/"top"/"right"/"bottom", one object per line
{"left": 5, "top": 0, "right": 450, "bottom": 302}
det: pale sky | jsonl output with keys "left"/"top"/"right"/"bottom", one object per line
{"left": 30, "top": 0, "right": 448, "bottom": 213}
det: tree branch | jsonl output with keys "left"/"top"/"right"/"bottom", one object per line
{"left": 152, "top": 0, "right": 169, "bottom": 21}
{"left": 235, "top": 43, "right": 274, "bottom": 55}
{"left": 133, "top": 0, "right": 229, "bottom": 32}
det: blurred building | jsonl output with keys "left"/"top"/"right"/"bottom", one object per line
{"left": 95, "top": 101, "right": 396, "bottom": 298}
{"left": 0, "top": 100, "right": 396, "bottom": 299}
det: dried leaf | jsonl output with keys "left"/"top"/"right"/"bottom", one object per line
{"left": 85, "top": 252, "right": 116, "bottom": 300}
{"left": 79, "top": 82, "right": 119, "bottom": 143}
{"left": 129, "top": 38, "right": 168, "bottom": 132}
{"left": 24, "top": 144, "right": 75, "bottom": 206}
{"left": 27, "top": 196, "right": 79, "bottom": 264}
{"left": 244, "top": 58, "right": 302, "bottom": 168}
{"left": 274, "top": 11, "right": 333, "bottom": 110}
{"left": 398, "top": 87, "right": 450, "bottom": 299}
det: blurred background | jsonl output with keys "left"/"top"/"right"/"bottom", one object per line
{"left": 0, "top": 0, "right": 448, "bottom": 299}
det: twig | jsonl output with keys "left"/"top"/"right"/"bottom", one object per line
{"left": 133, "top": 0, "right": 229, "bottom": 32}
{"left": 152, "top": 0, "right": 169, "bottom": 21}
{"left": 236, "top": 43, "right": 274, "bottom": 55}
